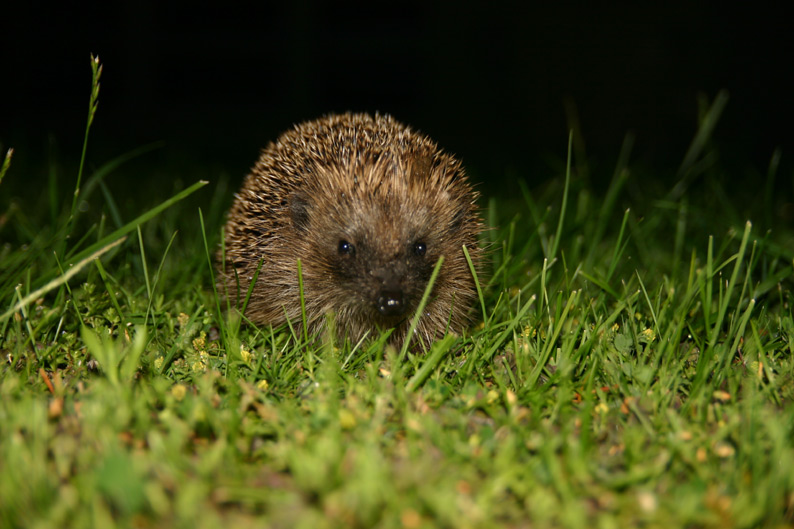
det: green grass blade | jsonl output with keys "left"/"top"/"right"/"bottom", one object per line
{"left": 297, "top": 258, "right": 308, "bottom": 344}
{"left": 0, "top": 148, "right": 12, "bottom": 186}
{"left": 199, "top": 207, "right": 223, "bottom": 325}
{"left": 670, "top": 89, "right": 729, "bottom": 200}
{"left": 93, "top": 258, "right": 125, "bottom": 324}
{"left": 143, "top": 230, "right": 179, "bottom": 328}
{"left": 709, "top": 221, "right": 752, "bottom": 347}
{"left": 550, "top": 131, "right": 573, "bottom": 261}
{"left": 606, "top": 209, "right": 631, "bottom": 282}
{"left": 406, "top": 334, "right": 458, "bottom": 392}
{"left": 463, "top": 244, "right": 487, "bottom": 323}
{"left": 241, "top": 258, "right": 265, "bottom": 315}
{"left": 137, "top": 226, "right": 152, "bottom": 302}
{"left": 527, "top": 289, "right": 580, "bottom": 388}
{"left": 399, "top": 256, "right": 445, "bottom": 361}
{"left": 68, "top": 55, "right": 102, "bottom": 236}
{"left": 636, "top": 271, "right": 660, "bottom": 336}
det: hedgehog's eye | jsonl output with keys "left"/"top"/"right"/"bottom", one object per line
{"left": 413, "top": 241, "right": 427, "bottom": 257}
{"left": 338, "top": 240, "right": 355, "bottom": 256}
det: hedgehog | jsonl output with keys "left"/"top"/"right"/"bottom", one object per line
{"left": 218, "top": 112, "right": 483, "bottom": 349}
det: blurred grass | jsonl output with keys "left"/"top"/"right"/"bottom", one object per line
{"left": 1, "top": 58, "right": 793, "bottom": 528}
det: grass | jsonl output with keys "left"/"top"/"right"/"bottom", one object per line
{"left": 1, "top": 58, "right": 793, "bottom": 529}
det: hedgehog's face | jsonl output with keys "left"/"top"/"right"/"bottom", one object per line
{"left": 290, "top": 191, "right": 454, "bottom": 329}
{"left": 329, "top": 229, "right": 436, "bottom": 324}
{"left": 324, "top": 212, "right": 439, "bottom": 328}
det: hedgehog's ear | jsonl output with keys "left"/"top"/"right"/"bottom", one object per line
{"left": 449, "top": 204, "right": 467, "bottom": 233}
{"left": 290, "top": 193, "right": 311, "bottom": 232}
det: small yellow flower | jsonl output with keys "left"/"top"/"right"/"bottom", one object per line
{"left": 256, "top": 379, "right": 269, "bottom": 391}
{"left": 171, "top": 384, "right": 187, "bottom": 401}
{"left": 191, "top": 360, "right": 206, "bottom": 372}
{"left": 192, "top": 332, "right": 207, "bottom": 353}
{"left": 641, "top": 328, "right": 656, "bottom": 342}
{"left": 240, "top": 345, "right": 254, "bottom": 365}
{"left": 338, "top": 409, "right": 356, "bottom": 429}
{"left": 154, "top": 356, "right": 164, "bottom": 370}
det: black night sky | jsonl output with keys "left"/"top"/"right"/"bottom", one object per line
{"left": 2, "top": 2, "right": 792, "bottom": 200}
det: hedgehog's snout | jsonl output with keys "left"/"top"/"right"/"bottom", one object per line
{"left": 376, "top": 289, "right": 405, "bottom": 317}
{"left": 372, "top": 267, "right": 407, "bottom": 317}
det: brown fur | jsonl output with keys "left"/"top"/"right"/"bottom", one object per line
{"left": 218, "top": 113, "right": 483, "bottom": 348}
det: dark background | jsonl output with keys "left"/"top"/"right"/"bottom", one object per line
{"left": 2, "top": 1, "right": 792, "bottom": 200}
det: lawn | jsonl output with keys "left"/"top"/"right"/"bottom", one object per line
{"left": 1, "top": 58, "right": 793, "bottom": 529}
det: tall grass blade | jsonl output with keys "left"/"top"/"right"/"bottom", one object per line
{"left": 550, "top": 131, "right": 573, "bottom": 261}
{"left": 68, "top": 54, "right": 103, "bottom": 236}
{"left": 670, "top": 90, "right": 729, "bottom": 200}
{"left": 463, "top": 244, "right": 487, "bottom": 323}
{"left": 399, "top": 256, "right": 445, "bottom": 361}
{"left": 297, "top": 258, "right": 308, "bottom": 344}
{"left": 709, "top": 221, "right": 752, "bottom": 347}
{"left": 0, "top": 148, "right": 12, "bottom": 186}
{"left": 527, "top": 289, "right": 580, "bottom": 388}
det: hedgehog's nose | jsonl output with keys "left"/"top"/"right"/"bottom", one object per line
{"left": 376, "top": 289, "right": 406, "bottom": 317}
{"left": 373, "top": 267, "right": 407, "bottom": 317}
